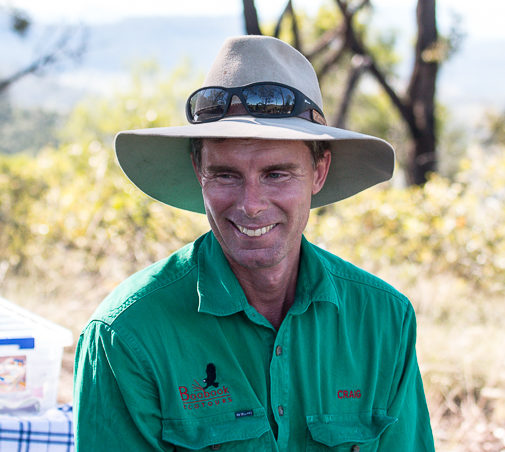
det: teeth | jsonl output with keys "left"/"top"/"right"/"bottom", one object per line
{"left": 237, "top": 224, "right": 275, "bottom": 237}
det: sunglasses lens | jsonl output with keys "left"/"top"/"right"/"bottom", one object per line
{"left": 242, "top": 84, "right": 296, "bottom": 116}
{"left": 189, "top": 88, "right": 229, "bottom": 122}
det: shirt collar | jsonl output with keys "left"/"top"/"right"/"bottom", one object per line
{"left": 290, "top": 235, "right": 340, "bottom": 315}
{"left": 197, "top": 232, "right": 249, "bottom": 316}
{"left": 196, "top": 232, "right": 340, "bottom": 316}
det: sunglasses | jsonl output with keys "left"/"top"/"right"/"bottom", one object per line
{"left": 186, "top": 82, "right": 326, "bottom": 125}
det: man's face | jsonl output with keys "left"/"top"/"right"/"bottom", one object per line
{"left": 194, "top": 138, "right": 330, "bottom": 271}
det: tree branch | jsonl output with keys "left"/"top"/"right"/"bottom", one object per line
{"left": 273, "top": 1, "right": 302, "bottom": 51}
{"left": 349, "top": 0, "right": 371, "bottom": 15}
{"left": 315, "top": 44, "right": 346, "bottom": 81}
{"left": 288, "top": 0, "right": 302, "bottom": 51}
{"left": 366, "top": 60, "right": 418, "bottom": 136}
{"left": 334, "top": 0, "right": 349, "bottom": 15}
{"left": 242, "top": 0, "right": 262, "bottom": 35}
{"left": 0, "top": 26, "right": 87, "bottom": 94}
{"left": 332, "top": 55, "right": 369, "bottom": 128}
{"left": 273, "top": 1, "right": 291, "bottom": 38}
{"left": 334, "top": 0, "right": 418, "bottom": 136}
{"left": 305, "top": 25, "right": 344, "bottom": 60}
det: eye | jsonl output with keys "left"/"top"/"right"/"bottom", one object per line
{"left": 266, "top": 171, "right": 289, "bottom": 181}
{"left": 215, "top": 173, "right": 240, "bottom": 184}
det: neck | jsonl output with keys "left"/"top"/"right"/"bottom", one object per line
{"left": 227, "top": 251, "right": 301, "bottom": 330}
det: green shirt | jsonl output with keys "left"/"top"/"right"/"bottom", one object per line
{"left": 74, "top": 232, "right": 434, "bottom": 451}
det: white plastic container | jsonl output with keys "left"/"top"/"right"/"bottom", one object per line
{"left": 0, "top": 297, "right": 73, "bottom": 414}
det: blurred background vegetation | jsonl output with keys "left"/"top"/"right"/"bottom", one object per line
{"left": 1, "top": 1, "right": 505, "bottom": 450}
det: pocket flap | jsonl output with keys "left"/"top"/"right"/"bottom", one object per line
{"left": 162, "top": 407, "right": 270, "bottom": 449}
{"left": 307, "top": 411, "right": 397, "bottom": 447}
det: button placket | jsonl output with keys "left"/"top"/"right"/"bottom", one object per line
{"left": 270, "top": 317, "right": 292, "bottom": 450}
{"left": 270, "top": 338, "right": 284, "bottom": 424}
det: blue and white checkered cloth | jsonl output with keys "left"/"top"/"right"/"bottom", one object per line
{"left": 0, "top": 405, "right": 73, "bottom": 451}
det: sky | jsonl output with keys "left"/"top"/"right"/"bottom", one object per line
{"left": 6, "top": 0, "right": 505, "bottom": 40}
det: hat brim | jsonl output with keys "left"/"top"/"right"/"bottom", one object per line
{"left": 114, "top": 116, "right": 395, "bottom": 213}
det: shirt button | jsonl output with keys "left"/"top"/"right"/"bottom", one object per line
{"left": 278, "top": 405, "right": 284, "bottom": 416}
{"left": 351, "top": 446, "right": 360, "bottom": 452}
{"left": 275, "top": 345, "right": 283, "bottom": 356}
{"left": 210, "top": 445, "right": 221, "bottom": 450}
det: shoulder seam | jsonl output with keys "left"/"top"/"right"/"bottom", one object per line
{"left": 84, "top": 319, "right": 155, "bottom": 379}
{"left": 308, "top": 242, "right": 410, "bottom": 307}
{"left": 105, "top": 261, "right": 198, "bottom": 323}
{"left": 325, "top": 266, "right": 409, "bottom": 307}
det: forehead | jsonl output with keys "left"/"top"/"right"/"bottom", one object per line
{"left": 200, "top": 138, "right": 311, "bottom": 165}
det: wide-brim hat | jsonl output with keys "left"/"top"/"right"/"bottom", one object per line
{"left": 114, "top": 35, "right": 395, "bottom": 214}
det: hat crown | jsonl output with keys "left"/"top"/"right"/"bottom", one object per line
{"left": 115, "top": 36, "right": 395, "bottom": 214}
{"left": 203, "top": 35, "right": 324, "bottom": 110}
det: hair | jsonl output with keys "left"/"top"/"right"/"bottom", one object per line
{"left": 190, "top": 138, "right": 330, "bottom": 171}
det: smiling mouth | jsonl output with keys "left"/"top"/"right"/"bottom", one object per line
{"left": 235, "top": 223, "right": 276, "bottom": 237}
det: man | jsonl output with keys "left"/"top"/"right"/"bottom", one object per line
{"left": 74, "top": 36, "right": 434, "bottom": 451}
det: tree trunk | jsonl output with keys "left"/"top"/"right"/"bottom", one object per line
{"left": 406, "top": 0, "right": 438, "bottom": 184}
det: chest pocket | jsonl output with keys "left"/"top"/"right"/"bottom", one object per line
{"left": 162, "top": 407, "right": 271, "bottom": 451}
{"left": 305, "top": 412, "right": 397, "bottom": 451}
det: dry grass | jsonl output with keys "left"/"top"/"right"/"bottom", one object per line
{"left": 375, "top": 266, "right": 505, "bottom": 451}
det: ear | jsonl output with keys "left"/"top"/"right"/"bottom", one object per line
{"left": 191, "top": 154, "right": 203, "bottom": 187}
{"left": 311, "top": 150, "right": 331, "bottom": 195}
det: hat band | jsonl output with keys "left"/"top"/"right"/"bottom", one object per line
{"left": 186, "top": 82, "right": 326, "bottom": 125}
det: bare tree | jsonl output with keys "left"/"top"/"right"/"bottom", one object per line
{"left": 0, "top": 8, "right": 87, "bottom": 94}
{"left": 242, "top": 0, "right": 453, "bottom": 185}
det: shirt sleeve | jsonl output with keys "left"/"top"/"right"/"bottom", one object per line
{"left": 379, "top": 303, "right": 435, "bottom": 451}
{"left": 73, "top": 320, "right": 174, "bottom": 452}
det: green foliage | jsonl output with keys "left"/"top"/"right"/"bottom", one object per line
{"left": 311, "top": 2, "right": 341, "bottom": 39}
{"left": 0, "top": 97, "right": 63, "bottom": 154}
{"left": 348, "top": 90, "right": 407, "bottom": 144}
{"left": 481, "top": 109, "right": 505, "bottom": 147}
{"left": 0, "top": 62, "right": 207, "bottom": 280}
{"left": 62, "top": 60, "right": 199, "bottom": 146}
{"left": 306, "top": 149, "right": 505, "bottom": 295}
{"left": 11, "top": 10, "right": 30, "bottom": 36}
{"left": 365, "top": 28, "right": 401, "bottom": 78}
{"left": 0, "top": 6, "right": 31, "bottom": 36}
{"left": 422, "top": 12, "right": 465, "bottom": 64}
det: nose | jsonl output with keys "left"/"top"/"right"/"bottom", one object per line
{"left": 239, "top": 179, "right": 268, "bottom": 218}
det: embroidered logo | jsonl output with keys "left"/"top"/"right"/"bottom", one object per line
{"left": 203, "top": 363, "right": 219, "bottom": 389}
{"left": 179, "top": 363, "right": 233, "bottom": 410}
{"left": 337, "top": 389, "right": 362, "bottom": 399}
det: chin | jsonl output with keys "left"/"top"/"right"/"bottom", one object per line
{"left": 231, "top": 249, "right": 285, "bottom": 270}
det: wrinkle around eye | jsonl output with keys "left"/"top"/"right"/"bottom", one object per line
{"left": 203, "top": 172, "right": 242, "bottom": 185}
{"left": 263, "top": 168, "right": 308, "bottom": 184}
